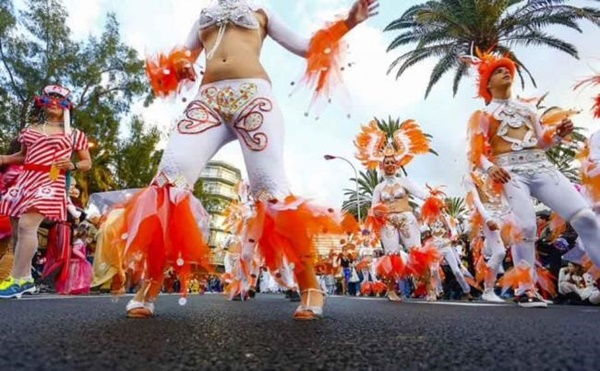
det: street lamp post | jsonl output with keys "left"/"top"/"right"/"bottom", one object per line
{"left": 324, "top": 154, "right": 361, "bottom": 222}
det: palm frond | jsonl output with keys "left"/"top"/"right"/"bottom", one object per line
{"left": 385, "top": 0, "right": 600, "bottom": 98}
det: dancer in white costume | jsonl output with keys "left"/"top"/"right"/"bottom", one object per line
{"left": 355, "top": 120, "right": 440, "bottom": 301}
{"left": 427, "top": 214, "right": 473, "bottom": 301}
{"left": 463, "top": 172, "right": 509, "bottom": 303}
{"left": 97, "top": 0, "right": 379, "bottom": 320}
{"left": 466, "top": 51, "right": 600, "bottom": 308}
{"left": 219, "top": 232, "right": 248, "bottom": 300}
{"left": 232, "top": 181, "right": 261, "bottom": 298}
{"left": 573, "top": 73, "right": 600, "bottom": 283}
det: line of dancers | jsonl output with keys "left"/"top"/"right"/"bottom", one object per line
{"left": 2, "top": 0, "right": 600, "bottom": 322}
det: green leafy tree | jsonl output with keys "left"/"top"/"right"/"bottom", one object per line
{"left": 545, "top": 127, "right": 587, "bottom": 183}
{"left": 384, "top": 0, "right": 600, "bottom": 98}
{"left": 0, "top": 0, "right": 160, "bottom": 202}
{"left": 114, "top": 117, "right": 162, "bottom": 189}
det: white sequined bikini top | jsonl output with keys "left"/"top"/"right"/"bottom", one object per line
{"left": 199, "top": 0, "right": 262, "bottom": 59}
{"left": 380, "top": 176, "right": 407, "bottom": 202}
{"left": 488, "top": 98, "right": 538, "bottom": 151}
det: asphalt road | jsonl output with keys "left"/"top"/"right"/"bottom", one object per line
{"left": 0, "top": 293, "right": 598, "bottom": 371}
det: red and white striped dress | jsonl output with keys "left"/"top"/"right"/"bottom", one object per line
{"left": 0, "top": 128, "right": 89, "bottom": 221}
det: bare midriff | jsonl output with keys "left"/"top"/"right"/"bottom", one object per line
{"left": 386, "top": 198, "right": 412, "bottom": 214}
{"left": 199, "top": 11, "right": 271, "bottom": 84}
{"left": 489, "top": 121, "right": 543, "bottom": 156}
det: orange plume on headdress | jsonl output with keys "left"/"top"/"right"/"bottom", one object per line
{"left": 461, "top": 47, "right": 516, "bottom": 104}
{"left": 574, "top": 73, "right": 600, "bottom": 119}
{"left": 354, "top": 120, "right": 387, "bottom": 170}
{"left": 354, "top": 119, "right": 431, "bottom": 170}
{"left": 393, "top": 120, "right": 431, "bottom": 167}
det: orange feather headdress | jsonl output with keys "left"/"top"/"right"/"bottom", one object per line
{"left": 574, "top": 72, "right": 600, "bottom": 119}
{"left": 354, "top": 120, "right": 431, "bottom": 170}
{"left": 461, "top": 47, "right": 517, "bottom": 104}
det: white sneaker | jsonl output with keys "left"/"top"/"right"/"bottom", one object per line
{"left": 533, "top": 291, "right": 554, "bottom": 305}
{"left": 426, "top": 290, "right": 437, "bottom": 302}
{"left": 481, "top": 290, "right": 505, "bottom": 303}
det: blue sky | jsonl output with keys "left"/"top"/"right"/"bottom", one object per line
{"left": 33, "top": 0, "right": 600, "bottom": 207}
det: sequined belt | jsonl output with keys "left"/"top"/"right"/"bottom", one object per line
{"left": 495, "top": 149, "right": 548, "bottom": 167}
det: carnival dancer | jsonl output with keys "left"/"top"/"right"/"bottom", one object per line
{"left": 55, "top": 225, "right": 93, "bottom": 295}
{"left": 568, "top": 73, "right": 600, "bottom": 283}
{"left": 237, "top": 182, "right": 261, "bottom": 298}
{"left": 98, "top": 0, "right": 378, "bottom": 319}
{"left": 463, "top": 171, "right": 510, "bottom": 303}
{"left": 0, "top": 85, "right": 91, "bottom": 299}
{"left": 426, "top": 212, "right": 473, "bottom": 301}
{"left": 221, "top": 232, "right": 246, "bottom": 300}
{"left": 355, "top": 120, "right": 442, "bottom": 302}
{"left": 221, "top": 181, "right": 260, "bottom": 300}
{"left": 356, "top": 232, "right": 375, "bottom": 283}
{"left": 576, "top": 71, "right": 600, "bottom": 211}
{"left": 465, "top": 50, "right": 600, "bottom": 308}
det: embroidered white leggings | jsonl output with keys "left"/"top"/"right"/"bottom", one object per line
{"left": 379, "top": 211, "right": 422, "bottom": 253}
{"left": 502, "top": 161, "right": 600, "bottom": 292}
{"left": 430, "top": 239, "right": 471, "bottom": 294}
{"left": 482, "top": 225, "right": 506, "bottom": 289}
{"left": 157, "top": 78, "right": 290, "bottom": 200}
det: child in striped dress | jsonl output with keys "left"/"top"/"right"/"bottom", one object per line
{"left": 0, "top": 85, "right": 91, "bottom": 299}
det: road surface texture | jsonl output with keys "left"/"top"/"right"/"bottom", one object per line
{"left": 0, "top": 294, "right": 598, "bottom": 370}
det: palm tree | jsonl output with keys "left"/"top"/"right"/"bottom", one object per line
{"left": 75, "top": 145, "right": 116, "bottom": 205}
{"left": 535, "top": 94, "right": 587, "bottom": 183}
{"left": 372, "top": 116, "right": 438, "bottom": 176}
{"left": 342, "top": 117, "right": 438, "bottom": 221}
{"left": 445, "top": 196, "right": 467, "bottom": 219}
{"left": 342, "top": 169, "right": 381, "bottom": 221}
{"left": 545, "top": 127, "right": 587, "bottom": 183}
{"left": 385, "top": 0, "right": 600, "bottom": 98}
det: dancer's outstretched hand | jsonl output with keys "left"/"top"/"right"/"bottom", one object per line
{"left": 556, "top": 118, "right": 574, "bottom": 138}
{"left": 347, "top": 0, "right": 379, "bottom": 28}
{"left": 487, "top": 165, "right": 511, "bottom": 184}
